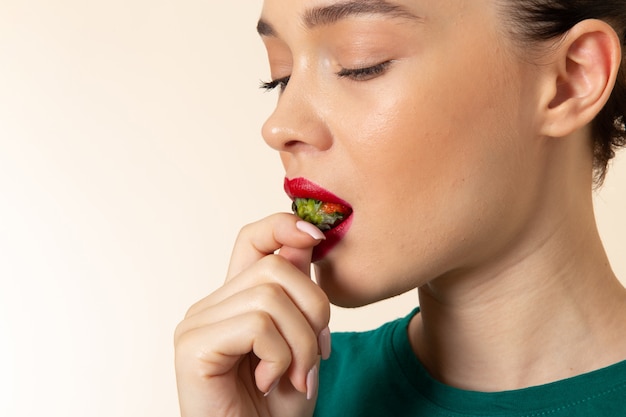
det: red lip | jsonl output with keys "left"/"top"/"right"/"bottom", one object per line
{"left": 284, "top": 177, "right": 353, "bottom": 262}
{"left": 284, "top": 177, "right": 351, "bottom": 207}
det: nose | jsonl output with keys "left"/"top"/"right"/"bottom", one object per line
{"left": 261, "top": 75, "right": 332, "bottom": 153}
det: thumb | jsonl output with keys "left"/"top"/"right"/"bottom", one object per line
{"left": 278, "top": 221, "right": 324, "bottom": 276}
{"left": 278, "top": 245, "right": 313, "bottom": 276}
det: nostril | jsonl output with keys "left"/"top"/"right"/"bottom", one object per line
{"left": 261, "top": 94, "right": 332, "bottom": 152}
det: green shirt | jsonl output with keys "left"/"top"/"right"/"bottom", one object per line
{"left": 314, "top": 309, "right": 626, "bottom": 416}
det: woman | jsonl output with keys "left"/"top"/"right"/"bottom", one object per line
{"left": 175, "top": 1, "right": 626, "bottom": 416}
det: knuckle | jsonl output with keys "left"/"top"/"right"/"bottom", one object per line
{"left": 237, "top": 216, "right": 273, "bottom": 242}
{"left": 174, "top": 322, "right": 210, "bottom": 358}
{"left": 183, "top": 302, "right": 200, "bottom": 320}
{"left": 258, "top": 252, "right": 285, "bottom": 270}
{"left": 182, "top": 294, "right": 214, "bottom": 320}
{"left": 173, "top": 320, "right": 186, "bottom": 345}
{"left": 271, "top": 348, "right": 293, "bottom": 369}
{"left": 172, "top": 328, "right": 199, "bottom": 359}
{"left": 173, "top": 330, "right": 224, "bottom": 378}
{"left": 298, "top": 333, "right": 320, "bottom": 359}
{"left": 255, "top": 282, "right": 287, "bottom": 303}
{"left": 237, "top": 221, "right": 255, "bottom": 238}
{"left": 247, "top": 310, "right": 275, "bottom": 334}
{"left": 297, "top": 286, "right": 331, "bottom": 332}
{"left": 311, "top": 296, "right": 331, "bottom": 329}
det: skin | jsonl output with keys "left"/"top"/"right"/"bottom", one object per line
{"left": 174, "top": 0, "right": 626, "bottom": 416}
{"left": 261, "top": 0, "right": 556, "bottom": 307}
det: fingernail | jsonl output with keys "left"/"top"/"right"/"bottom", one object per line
{"left": 296, "top": 221, "right": 326, "bottom": 241}
{"left": 264, "top": 379, "right": 280, "bottom": 397}
{"left": 306, "top": 366, "right": 318, "bottom": 400}
{"left": 319, "top": 327, "right": 331, "bottom": 360}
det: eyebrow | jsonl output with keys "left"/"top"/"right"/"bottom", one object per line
{"left": 257, "top": 0, "right": 422, "bottom": 37}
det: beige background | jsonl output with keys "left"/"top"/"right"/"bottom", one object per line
{"left": 0, "top": 1, "right": 624, "bottom": 416}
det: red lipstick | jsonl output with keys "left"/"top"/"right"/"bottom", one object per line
{"left": 284, "top": 177, "right": 353, "bottom": 262}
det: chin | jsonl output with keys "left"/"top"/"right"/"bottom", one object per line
{"left": 313, "top": 260, "right": 397, "bottom": 308}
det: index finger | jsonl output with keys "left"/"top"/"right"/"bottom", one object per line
{"left": 226, "top": 213, "right": 325, "bottom": 281}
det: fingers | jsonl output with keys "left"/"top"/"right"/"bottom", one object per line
{"left": 178, "top": 254, "right": 331, "bottom": 389}
{"left": 176, "top": 282, "right": 322, "bottom": 388}
{"left": 175, "top": 213, "right": 331, "bottom": 415}
{"left": 176, "top": 312, "right": 293, "bottom": 392}
{"left": 278, "top": 245, "right": 312, "bottom": 276}
{"left": 175, "top": 312, "right": 295, "bottom": 416}
{"left": 226, "top": 214, "right": 324, "bottom": 280}
{"left": 187, "top": 254, "right": 330, "bottom": 328}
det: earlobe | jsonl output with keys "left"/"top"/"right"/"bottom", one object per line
{"left": 540, "top": 20, "right": 622, "bottom": 138}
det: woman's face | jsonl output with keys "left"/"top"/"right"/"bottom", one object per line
{"left": 259, "top": 0, "right": 548, "bottom": 307}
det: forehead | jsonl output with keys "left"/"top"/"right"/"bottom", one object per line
{"left": 258, "top": 0, "right": 490, "bottom": 37}
{"left": 260, "top": 0, "right": 419, "bottom": 22}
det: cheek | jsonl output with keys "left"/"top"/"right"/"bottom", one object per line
{"left": 326, "top": 55, "right": 530, "bottom": 282}
{"left": 334, "top": 51, "right": 519, "bottom": 190}
{"left": 332, "top": 85, "right": 435, "bottom": 176}
{"left": 333, "top": 76, "right": 493, "bottom": 215}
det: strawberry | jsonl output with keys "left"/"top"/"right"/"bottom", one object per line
{"left": 292, "top": 198, "right": 352, "bottom": 231}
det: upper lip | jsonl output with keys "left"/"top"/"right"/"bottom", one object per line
{"left": 284, "top": 177, "right": 352, "bottom": 208}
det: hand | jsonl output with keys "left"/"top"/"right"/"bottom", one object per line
{"left": 174, "top": 214, "right": 331, "bottom": 417}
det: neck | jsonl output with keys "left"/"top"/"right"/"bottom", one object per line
{"left": 409, "top": 192, "right": 626, "bottom": 392}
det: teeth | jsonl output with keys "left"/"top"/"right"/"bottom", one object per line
{"left": 292, "top": 198, "right": 351, "bottom": 231}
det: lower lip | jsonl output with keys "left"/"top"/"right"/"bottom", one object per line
{"left": 284, "top": 177, "right": 353, "bottom": 261}
{"left": 312, "top": 213, "right": 353, "bottom": 262}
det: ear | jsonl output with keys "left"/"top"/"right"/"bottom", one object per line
{"left": 539, "top": 19, "right": 622, "bottom": 138}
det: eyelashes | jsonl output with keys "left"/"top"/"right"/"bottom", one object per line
{"left": 260, "top": 75, "right": 291, "bottom": 92}
{"left": 336, "top": 60, "right": 393, "bottom": 81}
{"left": 260, "top": 60, "right": 393, "bottom": 93}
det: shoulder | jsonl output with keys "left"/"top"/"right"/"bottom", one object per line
{"left": 313, "top": 309, "right": 421, "bottom": 417}
{"left": 318, "top": 309, "right": 419, "bottom": 392}
{"left": 329, "top": 308, "right": 418, "bottom": 357}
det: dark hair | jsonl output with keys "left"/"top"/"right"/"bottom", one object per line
{"left": 502, "top": 1, "right": 626, "bottom": 185}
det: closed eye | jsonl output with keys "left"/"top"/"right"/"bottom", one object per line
{"left": 260, "top": 60, "right": 392, "bottom": 92}
{"left": 260, "top": 75, "right": 291, "bottom": 92}
{"left": 336, "top": 60, "right": 393, "bottom": 81}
